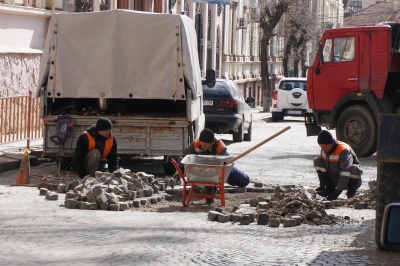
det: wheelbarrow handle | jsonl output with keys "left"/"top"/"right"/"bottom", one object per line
{"left": 225, "top": 126, "right": 291, "bottom": 165}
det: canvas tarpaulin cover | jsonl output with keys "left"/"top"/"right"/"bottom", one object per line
{"left": 36, "top": 10, "right": 202, "bottom": 100}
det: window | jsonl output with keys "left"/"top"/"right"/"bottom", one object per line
{"left": 322, "top": 37, "right": 355, "bottom": 62}
{"left": 334, "top": 37, "right": 355, "bottom": 62}
{"left": 323, "top": 39, "right": 333, "bottom": 62}
{"left": 349, "top": 1, "right": 362, "bottom": 14}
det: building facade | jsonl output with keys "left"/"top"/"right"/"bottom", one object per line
{"left": 0, "top": 0, "right": 343, "bottom": 109}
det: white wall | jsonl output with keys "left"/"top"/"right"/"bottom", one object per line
{"left": 0, "top": 12, "right": 48, "bottom": 53}
{"left": 0, "top": 8, "right": 50, "bottom": 96}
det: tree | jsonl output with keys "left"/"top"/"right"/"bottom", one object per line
{"left": 256, "top": 0, "right": 296, "bottom": 112}
{"left": 282, "top": 0, "right": 319, "bottom": 77}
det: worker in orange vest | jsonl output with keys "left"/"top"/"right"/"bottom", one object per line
{"left": 180, "top": 128, "right": 250, "bottom": 203}
{"left": 73, "top": 117, "right": 119, "bottom": 178}
{"left": 314, "top": 130, "right": 362, "bottom": 200}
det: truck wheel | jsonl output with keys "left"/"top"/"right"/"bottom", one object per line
{"left": 164, "top": 162, "right": 176, "bottom": 175}
{"left": 336, "top": 105, "right": 376, "bottom": 157}
{"left": 233, "top": 123, "right": 244, "bottom": 142}
{"left": 244, "top": 123, "right": 252, "bottom": 141}
{"left": 164, "top": 155, "right": 179, "bottom": 175}
{"left": 376, "top": 162, "right": 400, "bottom": 250}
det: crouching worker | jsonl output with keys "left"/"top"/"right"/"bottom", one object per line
{"left": 314, "top": 130, "right": 362, "bottom": 200}
{"left": 73, "top": 117, "right": 119, "bottom": 178}
{"left": 179, "top": 128, "right": 250, "bottom": 203}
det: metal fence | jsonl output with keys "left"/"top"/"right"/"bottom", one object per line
{"left": 0, "top": 91, "right": 43, "bottom": 148}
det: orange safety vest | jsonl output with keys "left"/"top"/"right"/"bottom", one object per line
{"left": 85, "top": 131, "right": 114, "bottom": 159}
{"left": 192, "top": 139, "right": 227, "bottom": 155}
{"left": 321, "top": 141, "right": 349, "bottom": 163}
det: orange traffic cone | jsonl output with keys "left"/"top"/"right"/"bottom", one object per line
{"left": 11, "top": 150, "right": 35, "bottom": 187}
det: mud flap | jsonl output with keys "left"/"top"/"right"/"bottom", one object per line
{"left": 305, "top": 113, "right": 321, "bottom": 136}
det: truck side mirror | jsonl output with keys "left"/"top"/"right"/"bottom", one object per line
{"left": 204, "top": 69, "right": 216, "bottom": 88}
{"left": 380, "top": 203, "right": 400, "bottom": 251}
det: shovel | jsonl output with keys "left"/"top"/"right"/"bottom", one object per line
{"left": 225, "top": 126, "right": 291, "bottom": 165}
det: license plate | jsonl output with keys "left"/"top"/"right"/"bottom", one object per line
{"left": 288, "top": 110, "right": 302, "bottom": 115}
{"left": 203, "top": 100, "right": 213, "bottom": 106}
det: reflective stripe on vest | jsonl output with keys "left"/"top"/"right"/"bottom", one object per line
{"left": 85, "top": 131, "right": 114, "bottom": 160}
{"left": 193, "top": 139, "right": 226, "bottom": 155}
{"left": 321, "top": 141, "right": 350, "bottom": 163}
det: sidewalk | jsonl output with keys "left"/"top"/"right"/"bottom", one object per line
{"left": 0, "top": 138, "right": 45, "bottom": 173}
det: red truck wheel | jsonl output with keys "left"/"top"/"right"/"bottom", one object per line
{"left": 336, "top": 105, "right": 377, "bottom": 157}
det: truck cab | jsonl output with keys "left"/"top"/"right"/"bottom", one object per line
{"left": 306, "top": 24, "right": 400, "bottom": 157}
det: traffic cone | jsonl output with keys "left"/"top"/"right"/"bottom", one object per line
{"left": 11, "top": 150, "right": 35, "bottom": 187}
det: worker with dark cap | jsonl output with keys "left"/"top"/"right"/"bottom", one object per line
{"left": 180, "top": 128, "right": 250, "bottom": 203}
{"left": 73, "top": 117, "right": 119, "bottom": 178}
{"left": 314, "top": 130, "right": 362, "bottom": 200}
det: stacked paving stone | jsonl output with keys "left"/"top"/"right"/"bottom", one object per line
{"left": 38, "top": 168, "right": 169, "bottom": 211}
{"left": 208, "top": 184, "right": 361, "bottom": 226}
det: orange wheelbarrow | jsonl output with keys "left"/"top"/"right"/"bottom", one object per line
{"left": 170, "top": 155, "right": 235, "bottom": 207}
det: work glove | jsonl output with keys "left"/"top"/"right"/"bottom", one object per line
{"left": 325, "top": 189, "right": 342, "bottom": 201}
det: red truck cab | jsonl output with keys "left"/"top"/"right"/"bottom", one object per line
{"left": 306, "top": 24, "right": 400, "bottom": 157}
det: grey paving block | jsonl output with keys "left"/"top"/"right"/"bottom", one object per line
{"left": 218, "top": 214, "right": 229, "bottom": 223}
{"left": 208, "top": 211, "right": 220, "bottom": 221}
{"left": 119, "top": 202, "right": 129, "bottom": 211}
{"left": 133, "top": 200, "right": 140, "bottom": 207}
{"left": 65, "top": 199, "right": 78, "bottom": 209}
{"left": 240, "top": 215, "right": 251, "bottom": 225}
{"left": 110, "top": 203, "right": 120, "bottom": 211}
{"left": 39, "top": 188, "right": 48, "bottom": 196}
{"left": 45, "top": 191, "right": 58, "bottom": 200}
{"left": 282, "top": 218, "right": 296, "bottom": 227}
{"left": 290, "top": 215, "right": 302, "bottom": 226}
{"left": 323, "top": 200, "right": 332, "bottom": 209}
{"left": 268, "top": 218, "right": 280, "bottom": 227}
{"left": 257, "top": 213, "right": 269, "bottom": 225}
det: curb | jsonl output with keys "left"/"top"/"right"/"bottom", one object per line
{"left": 0, "top": 150, "right": 49, "bottom": 174}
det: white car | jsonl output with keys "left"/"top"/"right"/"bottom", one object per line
{"left": 271, "top": 77, "right": 312, "bottom": 122}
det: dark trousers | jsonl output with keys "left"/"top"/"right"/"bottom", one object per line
{"left": 226, "top": 166, "right": 250, "bottom": 187}
{"left": 348, "top": 178, "right": 362, "bottom": 194}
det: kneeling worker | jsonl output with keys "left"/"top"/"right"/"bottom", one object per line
{"left": 181, "top": 128, "right": 250, "bottom": 189}
{"left": 314, "top": 130, "right": 362, "bottom": 200}
{"left": 73, "top": 117, "right": 119, "bottom": 178}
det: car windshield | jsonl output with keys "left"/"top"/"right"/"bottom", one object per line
{"left": 279, "top": 81, "right": 306, "bottom": 91}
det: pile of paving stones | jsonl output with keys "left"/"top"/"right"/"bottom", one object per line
{"left": 207, "top": 184, "right": 366, "bottom": 227}
{"left": 37, "top": 168, "right": 174, "bottom": 211}
{"left": 344, "top": 180, "right": 376, "bottom": 210}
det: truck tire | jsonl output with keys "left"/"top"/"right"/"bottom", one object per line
{"left": 164, "top": 162, "right": 176, "bottom": 175}
{"left": 336, "top": 105, "right": 376, "bottom": 157}
{"left": 164, "top": 155, "right": 179, "bottom": 175}
{"left": 233, "top": 122, "right": 244, "bottom": 142}
{"left": 376, "top": 162, "right": 400, "bottom": 250}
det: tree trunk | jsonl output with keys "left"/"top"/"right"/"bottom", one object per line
{"left": 300, "top": 44, "right": 307, "bottom": 77}
{"left": 261, "top": 38, "right": 270, "bottom": 112}
{"left": 293, "top": 58, "right": 299, "bottom": 77}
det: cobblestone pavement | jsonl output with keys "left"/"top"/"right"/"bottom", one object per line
{"left": 0, "top": 185, "right": 398, "bottom": 266}
{"left": 0, "top": 109, "right": 399, "bottom": 265}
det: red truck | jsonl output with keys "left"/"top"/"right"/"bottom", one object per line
{"left": 306, "top": 23, "right": 400, "bottom": 250}
{"left": 305, "top": 24, "right": 400, "bottom": 157}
